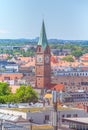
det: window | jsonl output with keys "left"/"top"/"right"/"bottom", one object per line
{"left": 62, "top": 115, "right": 65, "bottom": 122}
{"left": 39, "top": 47, "right": 41, "bottom": 52}
{"left": 73, "top": 114, "right": 78, "bottom": 117}
{"left": 15, "top": 77, "right": 18, "bottom": 80}
{"left": 67, "top": 114, "right": 71, "bottom": 118}
{"left": 45, "top": 115, "right": 49, "bottom": 120}
{"left": 81, "top": 82, "right": 88, "bottom": 85}
{"left": 4, "top": 77, "right": 10, "bottom": 80}
{"left": 62, "top": 115, "right": 65, "bottom": 118}
{"left": 64, "top": 82, "right": 67, "bottom": 85}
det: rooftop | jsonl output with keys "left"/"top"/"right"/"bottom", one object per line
{"left": 63, "top": 117, "right": 88, "bottom": 125}
{"left": 5, "top": 106, "right": 80, "bottom": 113}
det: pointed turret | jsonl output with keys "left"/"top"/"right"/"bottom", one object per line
{"left": 38, "top": 20, "right": 48, "bottom": 50}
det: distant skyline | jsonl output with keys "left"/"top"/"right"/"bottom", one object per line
{"left": 0, "top": 0, "right": 88, "bottom": 40}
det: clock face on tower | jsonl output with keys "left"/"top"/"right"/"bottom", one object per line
{"left": 37, "top": 55, "right": 43, "bottom": 62}
{"left": 45, "top": 55, "right": 49, "bottom": 63}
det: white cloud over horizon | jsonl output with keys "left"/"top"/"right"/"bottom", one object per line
{"left": 0, "top": 29, "right": 10, "bottom": 34}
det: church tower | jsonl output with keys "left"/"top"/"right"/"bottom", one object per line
{"left": 35, "top": 21, "right": 51, "bottom": 89}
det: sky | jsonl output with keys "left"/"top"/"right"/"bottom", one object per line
{"left": 0, "top": 0, "right": 88, "bottom": 40}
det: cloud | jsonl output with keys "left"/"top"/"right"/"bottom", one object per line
{"left": 0, "top": 29, "right": 10, "bottom": 34}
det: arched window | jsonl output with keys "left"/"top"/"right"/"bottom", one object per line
{"left": 39, "top": 47, "right": 41, "bottom": 52}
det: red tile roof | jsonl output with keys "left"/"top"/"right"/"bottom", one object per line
{"left": 50, "top": 84, "right": 65, "bottom": 92}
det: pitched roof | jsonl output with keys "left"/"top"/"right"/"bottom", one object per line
{"left": 50, "top": 84, "right": 65, "bottom": 92}
{"left": 38, "top": 20, "right": 48, "bottom": 50}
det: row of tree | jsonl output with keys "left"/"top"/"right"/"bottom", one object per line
{"left": 62, "top": 55, "right": 74, "bottom": 62}
{"left": 51, "top": 43, "right": 88, "bottom": 58}
{"left": 0, "top": 43, "right": 88, "bottom": 58}
{"left": 0, "top": 82, "right": 38, "bottom": 104}
{"left": 0, "top": 48, "right": 35, "bottom": 57}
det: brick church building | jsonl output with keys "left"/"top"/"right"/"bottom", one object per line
{"left": 35, "top": 21, "right": 51, "bottom": 89}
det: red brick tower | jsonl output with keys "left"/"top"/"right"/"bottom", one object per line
{"left": 35, "top": 21, "right": 51, "bottom": 89}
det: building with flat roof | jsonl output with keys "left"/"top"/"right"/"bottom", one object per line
{"left": 63, "top": 117, "right": 88, "bottom": 130}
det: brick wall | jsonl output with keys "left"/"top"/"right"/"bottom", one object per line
{"left": 0, "top": 73, "right": 23, "bottom": 81}
{"left": 52, "top": 76, "right": 88, "bottom": 92}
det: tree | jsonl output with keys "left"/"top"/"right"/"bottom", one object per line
{"left": 0, "top": 83, "right": 38, "bottom": 104}
{"left": 0, "top": 82, "right": 12, "bottom": 103}
{"left": 62, "top": 55, "right": 74, "bottom": 62}
{"left": 0, "top": 96, "right": 5, "bottom": 103}
{"left": 16, "top": 85, "right": 38, "bottom": 103}
{"left": 0, "top": 82, "right": 11, "bottom": 96}
{"left": 16, "top": 85, "right": 26, "bottom": 102}
{"left": 25, "top": 85, "right": 38, "bottom": 103}
{"left": 4, "top": 94, "right": 19, "bottom": 103}
{"left": 71, "top": 50, "right": 83, "bottom": 58}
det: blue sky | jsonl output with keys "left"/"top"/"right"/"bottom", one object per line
{"left": 0, "top": 0, "right": 88, "bottom": 40}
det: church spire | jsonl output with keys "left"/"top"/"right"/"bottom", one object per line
{"left": 38, "top": 20, "right": 48, "bottom": 50}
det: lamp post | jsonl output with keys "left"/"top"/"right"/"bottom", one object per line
{"left": 29, "top": 118, "right": 33, "bottom": 130}
{"left": 52, "top": 88, "right": 58, "bottom": 130}
{"left": 0, "top": 120, "right": 4, "bottom": 130}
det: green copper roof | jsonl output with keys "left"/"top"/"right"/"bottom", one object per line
{"left": 38, "top": 20, "right": 48, "bottom": 50}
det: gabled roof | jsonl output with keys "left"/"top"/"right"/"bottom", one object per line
{"left": 50, "top": 84, "right": 65, "bottom": 92}
{"left": 38, "top": 20, "right": 48, "bottom": 50}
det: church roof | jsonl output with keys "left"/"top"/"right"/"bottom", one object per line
{"left": 38, "top": 20, "right": 48, "bottom": 50}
